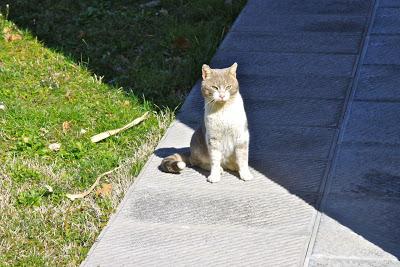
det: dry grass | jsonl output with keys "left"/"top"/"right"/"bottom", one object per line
{"left": 0, "top": 0, "right": 245, "bottom": 264}
{"left": 0, "top": 111, "right": 174, "bottom": 266}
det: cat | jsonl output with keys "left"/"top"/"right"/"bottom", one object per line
{"left": 161, "top": 63, "right": 253, "bottom": 183}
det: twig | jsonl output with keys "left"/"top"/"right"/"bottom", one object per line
{"left": 90, "top": 112, "right": 149, "bottom": 143}
{"left": 66, "top": 165, "right": 122, "bottom": 200}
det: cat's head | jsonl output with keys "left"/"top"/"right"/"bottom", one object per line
{"left": 201, "top": 63, "right": 239, "bottom": 104}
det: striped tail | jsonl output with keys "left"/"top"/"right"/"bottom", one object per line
{"left": 160, "top": 153, "right": 190, "bottom": 173}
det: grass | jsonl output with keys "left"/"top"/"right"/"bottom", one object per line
{"left": 6, "top": 0, "right": 245, "bottom": 108}
{"left": 0, "top": 0, "right": 246, "bottom": 266}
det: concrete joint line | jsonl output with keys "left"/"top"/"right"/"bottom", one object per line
{"left": 302, "top": 1, "right": 381, "bottom": 266}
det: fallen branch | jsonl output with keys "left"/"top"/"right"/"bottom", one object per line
{"left": 67, "top": 112, "right": 150, "bottom": 200}
{"left": 90, "top": 111, "right": 149, "bottom": 143}
{"left": 66, "top": 165, "right": 122, "bottom": 200}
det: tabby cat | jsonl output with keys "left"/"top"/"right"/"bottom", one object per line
{"left": 161, "top": 63, "right": 253, "bottom": 183}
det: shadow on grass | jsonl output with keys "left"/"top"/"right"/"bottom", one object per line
{"left": 4, "top": 0, "right": 246, "bottom": 108}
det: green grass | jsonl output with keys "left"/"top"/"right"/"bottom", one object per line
{"left": 6, "top": 0, "right": 245, "bottom": 108}
{"left": 0, "top": 0, "right": 246, "bottom": 266}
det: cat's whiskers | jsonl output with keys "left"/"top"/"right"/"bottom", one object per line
{"left": 205, "top": 98, "right": 214, "bottom": 105}
{"left": 205, "top": 98, "right": 215, "bottom": 108}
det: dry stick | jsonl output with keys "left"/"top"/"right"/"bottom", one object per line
{"left": 66, "top": 165, "right": 122, "bottom": 201}
{"left": 90, "top": 111, "right": 149, "bottom": 143}
{"left": 67, "top": 112, "right": 150, "bottom": 200}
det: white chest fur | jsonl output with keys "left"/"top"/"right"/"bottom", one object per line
{"left": 204, "top": 94, "right": 249, "bottom": 158}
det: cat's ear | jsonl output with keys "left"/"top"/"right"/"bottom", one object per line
{"left": 202, "top": 64, "right": 212, "bottom": 80}
{"left": 229, "top": 62, "right": 238, "bottom": 78}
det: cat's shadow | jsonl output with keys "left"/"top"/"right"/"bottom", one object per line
{"left": 154, "top": 147, "right": 241, "bottom": 180}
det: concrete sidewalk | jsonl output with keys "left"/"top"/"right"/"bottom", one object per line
{"left": 83, "top": 0, "right": 400, "bottom": 266}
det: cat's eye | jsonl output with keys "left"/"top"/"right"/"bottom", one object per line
{"left": 211, "top": 86, "right": 219, "bottom": 90}
{"left": 226, "top": 85, "right": 232, "bottom": 90}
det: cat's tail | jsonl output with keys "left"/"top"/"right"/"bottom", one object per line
{"left": 160, "top": 152, "right": 190, "bottom": 173}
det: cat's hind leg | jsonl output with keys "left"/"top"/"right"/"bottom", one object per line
{"left": 222, "top": 154, "right": 239, "bottom": 172}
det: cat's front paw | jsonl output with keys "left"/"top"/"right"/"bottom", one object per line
{"left": 207, "top": 173, "right": 221, "bottom": 183}
{"left": 239, "top": 169, "right": 253, "bottom": 181}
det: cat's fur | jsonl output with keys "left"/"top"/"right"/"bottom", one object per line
{"left": 161, "top": 63, "right": 253, "bottom": 183}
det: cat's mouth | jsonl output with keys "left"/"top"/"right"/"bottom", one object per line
{"left": 215, "top": 98, "right": 229, "bottom": 103}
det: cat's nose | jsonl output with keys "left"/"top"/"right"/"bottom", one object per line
{"left": 219, "top": 92, "right": 226, "bottom": 99}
